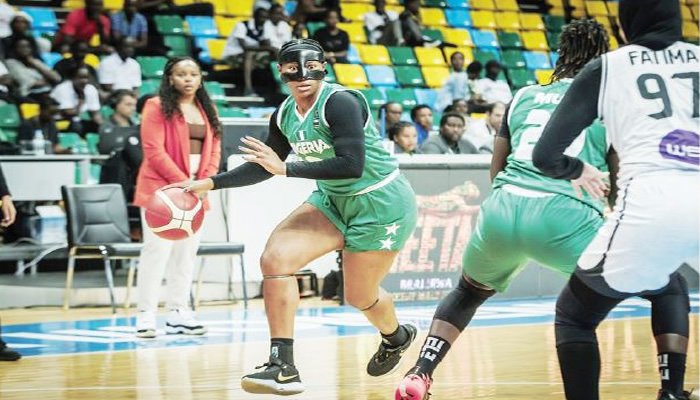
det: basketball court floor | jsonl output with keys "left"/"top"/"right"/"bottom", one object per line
{"left": 0, "top": 294, "right": 698, "bottom": 399}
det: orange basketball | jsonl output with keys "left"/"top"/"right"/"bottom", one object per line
{"left": 145, "top": 187, "right": 204, "bottom": 240}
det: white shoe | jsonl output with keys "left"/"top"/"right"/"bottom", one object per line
{"left": 165, "top": 309, "right": 207, "bottom": 335}
{"left": 135, "top": 311, "right": 157, "bottom": 339}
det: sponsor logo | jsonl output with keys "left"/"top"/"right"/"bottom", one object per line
{"left": 277, "top": 372, "right": 299, "bottom": 382}
{"left": 659, "top": 129, "right": 700, "bottom": 165}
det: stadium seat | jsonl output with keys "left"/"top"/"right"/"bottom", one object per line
{"left": 338, "top": 23, "right": 367, "bottom": 43}
{"left": 218, "top": 107, "right": 250, "bottom": 118}
{"left": 523, "top": 51, "right": 551, "bottom": 69}
{"left": 446, "top": 0, "right": 469, "bottom": 9}
{"left": 154, "top": 15, "right": 185, "bottom": 35}
{"left": 594, "top": 16, "right": 612, "bottom": 30}
{"left": 19, "top": 103, "right": 39, "bottom": 119}
{"left": 195, "top": 37, "right": 211, "bottom": 63}
{"left": 137, "top": 56, "right": 168, "bottom": 78}
{"left": 347, "top": 44, "right": 362, "bottom": 64}
{"left": 544, "top": 15, "right": 566, "bottom": 32}
{"left": 421, "top": 66, "right": 450, "bottom": 88}
{"left": 535, "top": 69, "right": 554, "bottom": 85}
{"left": 186, "top": 16, "right": 218, "bottom": 38}
{"left": 414, "top": 47, "right": 446, "bottom": 66}
{"left": 334, "top": 64, "right": 370, "bottom": 88}
{"left": 681, "top": 5, "right": 694, "bottom": 20}
{"left": 163, "top": 35, "right": 191, "bottom": 57}
{"left": 360, "top": 88, "right": 386, "bottom": 109}
{"left": 607, "top": 1, "right": 619, "bottom": 16}
{"left": 306, "top": 22, "right": 325, "bottom": 36}
{"left": 342, "top": 3, "right": 372, "bottom": 20}
{"left": 324, "top": 64, "right": 337, "bottom": 83}
{"left": 394, "top": 66, "right": 426, "bottom": 87}
{"left": 546, "top": 31, "right": 560, "bottom": 50}
{"left": 421, "top": 8, "right": 447, "bottom": 26}
{"left": 473, "top": 48, "right": 501, "bottom": 64}
{"left": 445, "top": 9, "right": 472, "bottom": 28}
{"left": 496, "top": 0, "right": 519, "bottom": 11}
{"left": 207, "top": 39, "right": 227, "bottom": 61}
{"left": 423, "top": 0, "right": 447, "bottom": 7}
{"left": 549, "top": 51, "right": 559, "bottom": 67}
{"left": 385, "top": 88, "right": 418, "bottom": 109}
{"left": 441, "top": 27, "right": 473, "bottom": 46}
{"left": 285, "top": 1, "right": 296, "bottom": 16}
{"left": 140, "top": 80, "right": 160, "bottom": 96}
{"left": 422, "top": 28, "right": 444, "bottom": 42}
{"left": 569, "top": 0, "right": 585, "bottom": 18}
{"left": 41, "top": 52, "right": 63, "bottom": 68}
{"left": 471, "top": 11, "right": 497, "bottom": 29}
{"left": 85, "top": 133, "right": 100, "bottom": 155}
{"left": 58, "top": 132, "right": 81, "bottom": 150}
{"left": 585, "top": 1, "right": 609, "bottom": 16}
{"left": 0, "top": 127, "right": 16, "bottom": 143}
{"left": 519, "top": 13, "right": 545, "bottom": 30}
{"left": 508, "top": 68, "right": 537, "bottom": 88}
{"left": 683, "top": 21, "right": 699, "bottom": 38}
{"left": 216, "top": 16, "right": 238, "bottom": 37}
{"left": 521, "top": 30, "right": 549, "bottom": 51}
{"left": 22, "top": 7, "right": 58, "bottom": 32}
{"left": 229, "top": 0, "right": 254, "bottom": 17}
{"left": 498, "top": 31, "right": 523, "bottom": 48}
{"left": 365, "top": 65, "right": 397, "bottom": 87}
{"left": 103, "top": 0, "right": 122, "bottom": 10}
{"left": 495, "top": 12, "right": 520, "bottom": 30}
{"left": 443, "top": 47, "right": 474, "bottom": 64}
{"left": 414, "top": 88, "right": 438, "bottom": 105}
{"left": 204, "top": 81, "right": 225, "bottom": 100}
{"left": 388, "top": 47, "right": 418, "bottom": 65}
{"left": 501, "top": 50, "right": 526, "bottom": 69}
{"left": 469, "top": 29, "right": 499, "bottom": 48}
{"left": 0, "top": 104, "right": 20, "bottom": 129}
{"left": 358, "top": 44, "right": 391, "bottom": 65}
{"left": 470, "top": 0, "right": 495, "bottom": 10}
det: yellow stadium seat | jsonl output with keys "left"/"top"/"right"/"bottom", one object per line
{"left": 441, "top": 28, "right": 473, "bottom": 47}
{"left": 594, "top": 16, "right": 612, "bottom": 29}
{"left": 549, "top": 7, "right": 565, "bottom": 16}
{"left": 208, "top": 0, "right": 231, "bottom": 15}
{"left": 420, "top": 8, "right": 447, "bottom": 26}
{"left": 609, "top": 35, "right": 619, "bottom": 50}
{"left": 20, "top": 103, "right": 39, "bottom": 119}
{"left": 681, "top": 5, "right": 694, "bottom": 21}
{"left": 522, "top": 30, "right": 549, "bottom": 50}
{"left": 443, "top": 47, "right": 474, "bottom": 64}
{"left": 63, "top": 0, "right": 82, "bottom": 9}
{"left": 535, "top": 69, "right": 553, "bottom": 85}
{"left": 421, "top": 66, "right": 451, "bottom": 88}
{"left": 520, "top": 13, "right": 545, "bottom": 30}
{"left": 569, "top": 0, "right": 585, "bottom": 18}
{"left": 415, "top": 47, "right": 446, "bottom": 66}
{"left": 495, "top": 0, "right": 519, "bottom": 11}
{"left": 470, "top": 0, "right": 496, "bottom": 10}
{"left": 104, "top": 0, "right": 122, "bottom": 11}
{"left": 386, "top": 5, "right": 403, "bottom": 14}
{"left": 495, "top": 11, "right": 520, "bottom": 29}
{"left": 216, "top": 16, "right": 238, "bottom": 37}
{"left": 84, "top": 53, "right": 100, "bottom": 68}
{"left": 546, "top": 0, "right": 564, "bottom": 7}
{"left": 357, "top": 44, "right": 391, "bottom": 65}
{"left": 338, "top": 22, "right": 367, "bottom": 43}
{"left": 229, "top": 0, "right": 256, "bottom": 17}
{"left": 343, "top": 3, "right": 372, "bottom": 21}
{"left": 334, "top": 63, "right": 369, "bottom": 88}
{"left": 607, "top": 1, "right": 618, "bottom": 16}
{"left": 683, "top": 20, "right": 699, "bottom": 37}
{"left": 173, "top": 0, "right": 194, "bottom": 5}
{"left": 585, "top": 1, "right": 609, "bottom": 16}
{"left": 471, "top": 10, "right": 497, "bottom": 29}
{"left": 208, "top": 39, "right": 227, "bottom": 60}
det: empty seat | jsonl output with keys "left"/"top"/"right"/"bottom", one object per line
{"left": 163, "top": 35, "right": 191, "bottom": 57}
{"left": 495, "top": 11, "right": 520, "bottom": 30}
{"left": 544, "top": 15, "right": 566, "bottom": 32}
{"left": 358, "top": 44, "right": 391, "bottom": 65}
{"left": 338, "top": 23, "right": 367, "bottom": 43}
{"left": 422, "top": 28, "right": 444, "bottom": 42}
{"left": 549, "top": 51, "right": 559, "bottom": 67}
{"left": 441, "top": 27, "right": 474, "bottom": 47}
{"left": 546, "top": 31, "right": 560, "bottom": 50}
{"left": 385, "top": 88, "right": 418, "bottom": 109}
{"left": 365, "top": 65, "right": 397, "bottom": 87}
{"left": 519, "top": 13, "right": 545, "bottom": 30}
{"left": 496, "top": 0, "right": 519, "bottom": 11}
{"left": 154, "top": 15, "right": 185, "bottom": 35}
{"left": 360, "top": 88, "right": 386, "bottom": 109}
{"left": 447, "top": 0, "right": 469, "bottom": 8}
{"left": 421, "top": 8, "right": 447, "bottom": 26}
{"left": 423, "top": 0, "right": 447, "bottom": 7}
{"left": 22, "top": 7, "right": 58, "bottom": 32}
{"left": 347, "top": 44, "right": 362, "bottom": 64}
{"left": 473, "top": 48, "right": 502, "bottom": 64}
{"left": 445, "top": 9, "right": 472, "bottom": 28}
{"left": 469, "top": 29, "right": 499, "bottom": 48}
{"left": 585, "top": 1, "right": 609, "bottom": 16}
{"left": 137, "top": 56, "right": 168, "bottom": 78}
{"left": 535, "top": 69, "right": 554, "bottom": 85}
{"left": 215, "top": 16, "right": 238, "bottom": 37}
{"left": 683, "top": 21, "right": 699, "bottom": 38}
{"left": 388, "top": 46, "right": 418, "bottom": 65}
{"left": 207, "top": 39, "right": 227, "bottom": 61}
{"left": 414, "top": 88, "right": 438, "bottom": 105}
{"left": 334, "top": 63, "right": 370, "bottom": 88}
{"left": 0, "top": 104, "right": 20, "bottom": 129}
{"left": 342, "top": 3, "right": 372, "bottom": 20}
{"left": 501, "top": 49, "right": 526, "bottom": 69}
{"left": 523, "top": 51, "right": 551, "bottom": 69}
{"left": 186, "top": 16, "right": 218, "bottom": 38}
{"left": 498, "top": 31, "right": 523, "bottom": 48}
{"left": 508, "top": 68, "right": 537, "bottom": 88}
{"left": 41, "top": 52, "right": 64, "bottom": 68}
{"left": 470, "top": 0, "right": 495, "bottom": 10}
{"left": 229, "top": 0, "right": 254, "bottom": 17}
{"left": 394, "top": 66, "right": 426, "bottom": 87}
{"left": 415, "top": 47, "right": 446, "bottom": 66}
{"left": 471, "top": 10, "right": 497, "bottom": 29}
{"left": 521, "top": 30, "right": 549, "bottom": 51}
{"left": 195, "top": 37, "right": 211, "bottom": 63}
{"left": 421, "top": 66, "right": 451, "bottom": 88}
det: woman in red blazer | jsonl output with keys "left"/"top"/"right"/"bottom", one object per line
{"left": 133, "top": 56, "right": 221, "bottom": 338}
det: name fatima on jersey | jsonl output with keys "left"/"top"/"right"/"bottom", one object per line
{"left": 628, "top": 47, "right": 699, "bottom": 66}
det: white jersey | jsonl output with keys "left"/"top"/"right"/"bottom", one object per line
{"left": 598, "top": 41, "right": 699, "bottom": 184}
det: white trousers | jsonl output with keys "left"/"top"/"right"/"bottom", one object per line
{"left": 137, "top": 155, "right": 203, "bottom": 312}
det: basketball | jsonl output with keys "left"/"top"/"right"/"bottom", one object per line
{"left": 144, "top": 187, "right": 204, "bottom": 240}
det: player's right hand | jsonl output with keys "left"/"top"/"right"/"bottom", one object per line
{"left": 571, "top": 163, "right": 609, "bottom": 200}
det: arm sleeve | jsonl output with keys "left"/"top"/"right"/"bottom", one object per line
{"left": 496, "top": 103, "right": 511, "bottom": 140}
{"left": 139, "top": 99, "right": 190, "bottom": 183}
{"left": 285, "top": 91, "right": 366, "bottom": 180}
{"left": 532, "top": 58, "right": 602, "bottom": 180}
{"left": 210, "top": 109, "right": 292, "bottom": 189}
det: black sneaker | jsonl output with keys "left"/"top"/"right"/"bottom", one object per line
{"left": 657, "top": 389, "right": 696, "bottom": 400}
{"left": 0, "top": 340, "right": 21, "bottom": 361}
{"left": 367, "top": 324, "right": 417, "bottom": 377}
{"left": 241, "top": 356, "right": 305, "bottom": 395}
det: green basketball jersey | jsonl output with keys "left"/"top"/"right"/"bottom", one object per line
{"left": 493, "top": 79, "right": 609, "bottom": 213}
{"left": 276, "top": 82, "right": 397, "bottom": 196}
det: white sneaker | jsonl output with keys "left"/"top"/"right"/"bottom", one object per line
{"left": 165, "top": 309, "right": 207, "bottom": 335}
{"left": 135, "top": 311, "right": 157, "bottom": 339}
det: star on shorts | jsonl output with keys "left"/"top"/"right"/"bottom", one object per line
{"left": 380, "top": 237, "right": 395, "bottom": 250}
{"left": 384, "top": 223, "right": 400, "bottom": 236}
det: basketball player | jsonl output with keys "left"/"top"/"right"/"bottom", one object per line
{"left": 532, "top": 1, "right": 698, "bottom": 400}
{"left": 396, "top": 19, "right": 694, "bottom": 400}
{"left": 172, "top": 39, "right": 418, "bottom": 395}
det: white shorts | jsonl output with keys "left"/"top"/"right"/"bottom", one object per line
{"left": 576, "top": 172, "right": 699, "bottom": 297}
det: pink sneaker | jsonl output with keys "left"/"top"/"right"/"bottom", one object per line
{"left": 395, "top": 369, "right": 432, "bottom": 400}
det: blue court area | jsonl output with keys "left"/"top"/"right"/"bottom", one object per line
{"left": 5, "top": 293, "right": 699, "bottom": 358}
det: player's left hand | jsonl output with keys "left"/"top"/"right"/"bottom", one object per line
{"left": 239, "top": 136, "right": 286, "bottom": 176}
{"left": 0, "top": 194, "right": 16, "bottom": 228}
{"left": 571, "top": 162, "right": 609, "bottom": 200}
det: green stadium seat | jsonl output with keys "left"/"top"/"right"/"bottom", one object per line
{"left": 544, "top": 15, "right": 566, "bottom": 32}
{"left": 388, "top": 47, "right": 418, "bottom": 66}
{"left": 0, "top": 128, "right": 17, "bottom": 143}
{"left": 0, "top": 104, "right": 20, "bottom": 128}
{"left": 498, "top": 31, "right": 523, "bottom": 49}
{"left": 307, "top": 22, "right": 325, "bottom": 36}
{"left": 163, "top": 35, "right": 191, "bottom": 57}
{"left": 502, "top": 50, "right": 526, "bottom": 69}
{"left": 546, "top": 31, "right": 561, "bottom": 50}
{"left": 423, "top": 0, "right": 447, "bottom": 7}
{"left": 360, "top": 88, "right": 386, "bottom": 110}
{"left": 154, "top": 15, "right": 185, "bottom": 35}
{"left": 85, "top": 133, "right": 100, "bottom": 155}
{"left": 473, "top": 48, "right": 502, "bottom": 64}
{"left": 218, "top": 107, "right": 250, "bottom": 118}
{"left": 137, "top": 56, "right": 168, "bottom": 78}
{"left": 394, "top": 66, "right": 426, "bottom": 87}
{"left": 58, "top": 132, "right": 81, "bottom": 149}
{"left": 140, "top": 79, "right": 160, "bottom": 96}
{"left": 385, "top": 88, "right": 418, "bottom": 109}
{"left": 421, "top": 28, "right": 444, "bottom": 43}
{"left": 508, "top": 68, "right": 537, "bottom": 89}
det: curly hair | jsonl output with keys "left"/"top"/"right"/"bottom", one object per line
{"left": 158, "top": 56, "right": 222, "bottom": 137}
{"left": 551, "top": 19, "right": 610, "bottom": 82}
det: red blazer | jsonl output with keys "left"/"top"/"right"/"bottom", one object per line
{"left": 134, "top": 97, "right": 221, "bottom": 210}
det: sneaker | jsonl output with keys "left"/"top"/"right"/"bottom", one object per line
{"left": 0, "top": 340, "right": 21, "bottom": 361}
{"left": 657, "top": 389, "right": 695, "bottom": 400}
{"left": 241, "top": 356, "right": 305, "bottom": 395}
{"left": 395, "top": 366, "right": 432, "bottom": 400}
{"left": 135, "top": 311, "right": 156, "bottom": 339}
{"left": 165, "top": 309, "right": 207, "bottom": 335}
{"left": 367, "top": 324, "right": 418, "bottom": 377}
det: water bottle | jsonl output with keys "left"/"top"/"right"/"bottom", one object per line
{"left": 32, "top": 129, "right": 45, "bottom": 156}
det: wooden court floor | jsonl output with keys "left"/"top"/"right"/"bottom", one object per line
{"left": 0, "top": 302, "right": 697, "bottom": 400}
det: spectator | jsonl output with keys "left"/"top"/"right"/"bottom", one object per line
{"left": 291, "top": 22, "right": 308, "bottom": 39}
{"left": 388, "top": 121, "right": 419, "bottom": 155}
{"left": 98, "top": 37, "right": 141, "bottom": 95}
{"left": 53, "top": 41, "right": 98, "bottom": 82}
{"left": 468, "top": 101, "right": 505, "bottom": 154}
{"left": 50, "top": 66, "right": 103, "bottom": 135}
{"left": 451, "top": 98, "right": 469, "bottom": 115}
{"left": 53, "top": 0, "right": 112, "bottom": 54}
{"left": 311, "top": 10, "right": 349, "bottom": 64}
{"left": 292, "top": 0, "right": 343, "bottom": 24}
{"left": 264, "top": 4, "right": 292, "bottom": 51}
{"left": 17, "top": 97, "right": 69, "bottom": 154}
{"left": 400, "top": 0, "right": 439, "bottom": 47}
{"left": 2, "top": 13, "right": 43, "bottom": 60}
{"left": 364, "top": 0, "right": 399, "bottom": 45}
{"left": 0, "top": 59, "right": 14, "bottom": 104}
{"left": 436, "top": 51, "right": 469, "bottom": 111}
{"left": 223, "top": 7, "right": 275, "bottom": 96}
{"left": 410, "top": 104, "right": 433, "bottom": 145}
{"left": 376, "top": 101, "right": 402, "bottom": 136}
{"left": 0, "top": 0, "right": 14, "bottom": 39}
{"left": 111, "top": 0, "right": 148, "bottom": 52}
{"left": 253, "top": 0, "right": 275, "bottom": 11}
{"left": 420, "top": 112, "right": 477, "bottom": 154}
{"left": 5, "top": 38, "right": 60, "bottom": 98}
{"left": 477, "top": 60, "right": 513, "bottom": 104}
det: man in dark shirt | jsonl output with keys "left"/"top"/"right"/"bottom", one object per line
{"left": 311, "top": 10, "right": 348, "bottom": 64}
{"left": 17, "top": 98, "right": 70, "bottom": 154}
{"left": 0, "top": 163, "right": 20, "bottom": 361}
{"left": 420, "top": 112, "right": 478, "bottom": 154}
{"left": 53, "top": 41, "right": 98, "bottom": 83}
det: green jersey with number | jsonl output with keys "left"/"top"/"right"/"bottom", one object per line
{"left": 276, "top": 82, "right": 397, "bottom": 196}
{"left": 492, "top": 79, "right": 609, "bottom": 213}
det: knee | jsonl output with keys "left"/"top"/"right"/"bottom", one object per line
{"left": 259, "top": 247, "right": 288, "bottom": 275}
{"left": 555, "top": 278, "right": 608, "bottom": 347}
{"left": 345, "top": 288, "right": 378, "bottom": 310}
